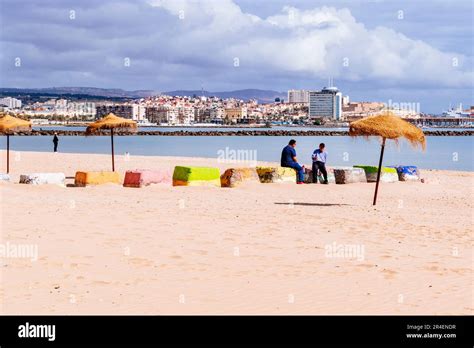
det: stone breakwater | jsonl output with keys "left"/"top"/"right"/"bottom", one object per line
{"left": 11, "top": 130, "right": 474, "bottom": 136}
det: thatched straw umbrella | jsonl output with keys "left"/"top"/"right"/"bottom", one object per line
{"left": 349, "top": 112, "right": 425, "bottom": 205}
{"left": 0, "top": 114, "right": 32, "bottom": 173}
{"left": 85, "top": 113, "right": 137, "bottom": 171}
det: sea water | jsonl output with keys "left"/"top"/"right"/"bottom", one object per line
{"left": 1, "top": 135, "right": 472, "bottom": 171}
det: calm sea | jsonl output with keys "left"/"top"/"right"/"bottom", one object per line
{"left": 31, "top": 125, "right": 472, "bottom": 132}
{"left": 1, "top": 133, "right": 472, "bottom": 171}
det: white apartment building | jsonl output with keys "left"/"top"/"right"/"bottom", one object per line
{"left": 67, "top": 102, "right": 96, "bottom": 118}
{"left": 0, "top": 97, "right": 22, "bottom": 109}
{"left": 56, "top": 99, "right": 68, "bottom": 108}
{"left": 134, "top": 104, "right": 146, "bottom": 121}
{"left": 43, "top": 99, "right": 57, "bottom": 107}
{"left": 287, "top": 90, "right": 310, "bottom": 103}
{"left": 146, "top": 105, "right": 194, "bottom": 125}
{"left": 309, "top": 87, "right": 343, "bottom": 120}
{"left": 194, "top": 108, "right": 210, "bottom": 123}
{"left": 342, "top": 95, "right": 350, "bottom": 106}
{"left": 210, "top": 107, "right": 225, "bottom": 121}
{"left": 176, "top": 106, "right": 195, "bottom": 124}
{"left": 146, "top": 106, "right": 177, "bottom": 124}
{"left": 96, "top": 104, "right": 145, "bottom": 120}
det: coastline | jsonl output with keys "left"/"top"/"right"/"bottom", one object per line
{"left": 1, "top": 151, "right": 472, "bottom": 314}
{"left": 9, "top": 129, "right": 474, "bottom": 136}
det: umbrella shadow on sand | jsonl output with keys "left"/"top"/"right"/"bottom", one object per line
{"left": 274, "top": 202, "right": 350, "bottom": 207}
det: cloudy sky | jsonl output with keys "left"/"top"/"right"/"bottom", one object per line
{"left": 0, "top": 0, "right": 472, "bottom": 112}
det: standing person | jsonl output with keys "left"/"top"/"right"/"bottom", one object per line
{"left": 281, "top": 139, "right": 305, "bottom": 184}
{"left": 312, "top": 143, "right": 328, "bottom": 184}
{"left": 53, "top": 133, "right": 59, "bottom": 152}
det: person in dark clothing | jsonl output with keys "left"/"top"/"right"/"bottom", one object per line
{"left": 281, "top": 139, "right": 305, "bottom": 184}
{"left": 311, "top": 143, "right": 328, "bottom": 184}
{"left": 53, "top": 133, "right": 59, "bottom": 152}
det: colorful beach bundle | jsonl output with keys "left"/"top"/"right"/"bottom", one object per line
{"left": 391, "top": 165, "right": 420, "bottom": 181}
{"left": 0, "top": 114, "right": 32, "bottom": 173}
{"left": 172, "top": 166, "right": 221, "bottom": 187}
{"left": 20, "top": 173, "right": 66, "bottom": 185}
{"left": 220, "top": 167, "right": 260, "bottom": 187}
{"left": 86, "top": 113, "right": 137, "bottom": 171}
{"left": 0, "top": 173, "right": 9, "bottom": 182}
{"left": 333, "top": 167, "right": 367, "bottom": 184}
{"left": 123, "top": 169, "right": 172, "bottom": 187}
{"left": 349, "top": 112, "right": 425, "bottom": 205}
{"left": 353, "top": 165, "right": 398, "bottom": 183}
{"left": 256, "top": 166, "right": 296, "bottom": 183}
{"left": 74, "top": 171, "right": 121, "bottom": 187}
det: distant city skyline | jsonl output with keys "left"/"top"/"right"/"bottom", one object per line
{"left": 0, "top": 0, "right": 472, "bottom": 113}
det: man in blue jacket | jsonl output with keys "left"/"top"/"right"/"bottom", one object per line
{"left": 312, "top": 143, "right": 328, "bottom": 184}
{"left": 281, "top": 139, "right": 305, "bottom": 184}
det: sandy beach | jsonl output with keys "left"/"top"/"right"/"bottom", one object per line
{"left": 0, "top": 150, "right": 472, "bottom": 315}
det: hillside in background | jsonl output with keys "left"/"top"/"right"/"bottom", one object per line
{"left": 0, "top": 87, "right": 158, "bottom": 99}
{"left": 0, "top": 87, "right": 286, "bottom": 103}
{"left": 164, "top": 89, "right": 286, "bottom": 103}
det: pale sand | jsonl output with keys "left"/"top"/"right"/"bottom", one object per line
{"left": 0, "top": 150, "right": 472, "bottom": 314}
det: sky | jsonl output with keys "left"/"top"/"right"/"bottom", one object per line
{"left": 0, "top": 0, "right": 472, "bottom": 112}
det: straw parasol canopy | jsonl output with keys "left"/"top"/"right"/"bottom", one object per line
{"left": 0, "top": 114, "right": 32, "bottom": 174}
{"left": 85, "top": 113, "right": 137, "bottom": 171}
{"left": 349, "top": 112, "right": 426, "bottom": 205}
{"left": 85, "top": 113, "right": 137, "bottom": 135}
{"left": 0, "top": 114, "right": 32, "bottom": 134}
{"left": 349, "top": 112, "right": 426, "bottom": 150}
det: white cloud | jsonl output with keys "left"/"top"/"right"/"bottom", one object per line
{"left": 1, "top": 0, "right": 472, "bottom": 109}
{"left": 149, "top": 1, "right": 473, "bottom": 88}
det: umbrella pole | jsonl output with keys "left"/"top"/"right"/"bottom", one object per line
{"left": 373, "top": 137, "right": 386, "bottom": 205}
{"left": 111, "top": 128, "right": 115, "bottom": 172}
{"left": 6, "top": 134, "right": 10, "bottom": 174}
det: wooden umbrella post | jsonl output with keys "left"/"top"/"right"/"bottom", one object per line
{"left": 6, "top": 134, "right": 10, "bottom": 174}
{"left": 373, "top": 137, "right": 386, "bottom": 205}
{"left": 111, "top": 128, "right": 115, "bottom": 172}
